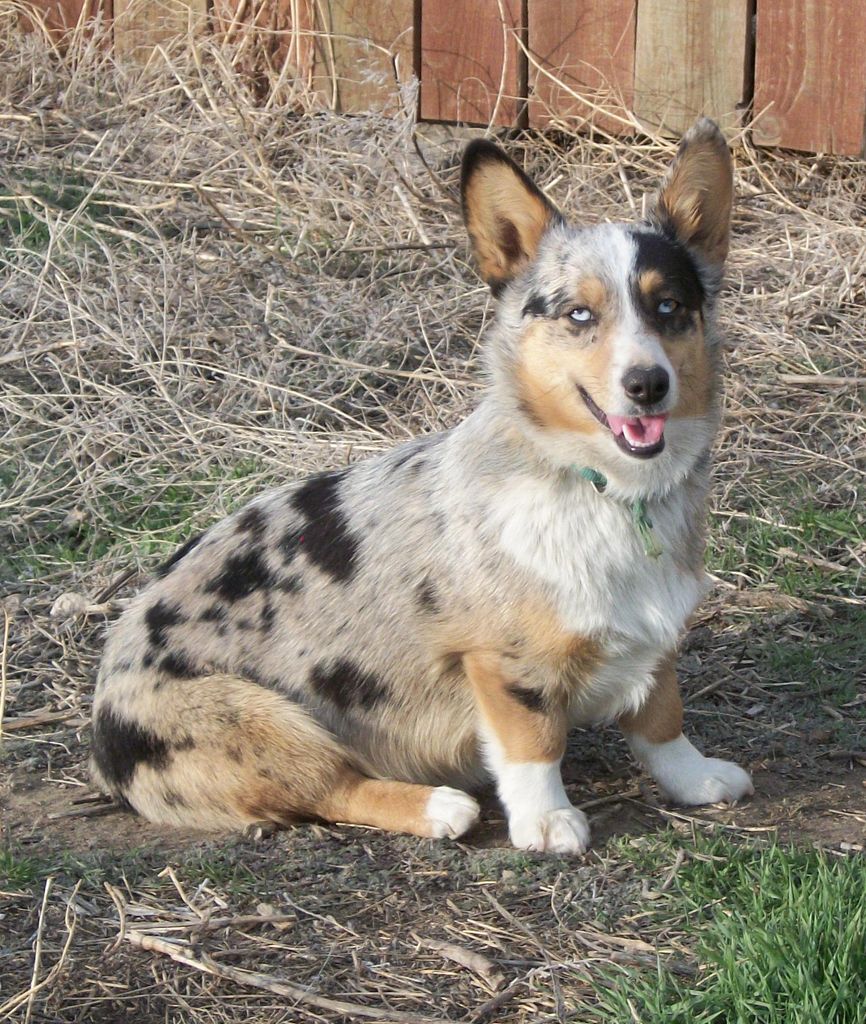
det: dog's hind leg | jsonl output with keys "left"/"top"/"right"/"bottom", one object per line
{"left": 91, "top": 673, "right": 479, "bottom": 838}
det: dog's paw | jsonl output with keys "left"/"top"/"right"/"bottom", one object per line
{"left": 662, "top": 756, "right": 754, "bottom": 807}
{"left": 425, "top": 787, "right": 481, "bottom": 839}
{"left": 509, "top": 806, "right": 590, "bottom": 855}
{"left": 628, "top": 735, "right": 754, "bottom": 808}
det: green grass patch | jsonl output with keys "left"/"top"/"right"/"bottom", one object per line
{"left": 0, "top": 848, "right": 43, "bottom": 887}
{"left": 2, "top": 458, "right": 266, "bottom": 583}
{"left": 755, "top": 609, "right": 865, "bottom": 696}
{"left": 708, "top": 500, "right": 864, "bottom": 599}
{"left": 594, "top": 834, "right": 866, "bottom": 1024}
{"left": 1, "top": 165, "right": 139, "bottom": 255}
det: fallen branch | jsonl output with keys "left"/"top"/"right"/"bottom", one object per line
{"left": 416, "top": 936, "right": 505, "bottom": 992}
{"left": 124, "top": 931, "right": 452, "bottom": 1024}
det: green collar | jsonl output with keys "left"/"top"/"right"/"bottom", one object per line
{"left": 574, "top": 467, "right": 663, "bottom": 559}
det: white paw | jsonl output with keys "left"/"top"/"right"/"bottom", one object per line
{"left": 662, "top": 756, "right": 754, "bottom": 807}
{"left": 425, "top": 786, "right": 481, "bottom": 839}
{"left": 627, "top": 734, "right": 754, "bottom": 808}
{"left": 509, "top": 807, "right": 590, "bottom": 855}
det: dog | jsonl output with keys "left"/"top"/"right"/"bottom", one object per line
{"left": 90, "top": 119, "right": 753, "bottom": 854}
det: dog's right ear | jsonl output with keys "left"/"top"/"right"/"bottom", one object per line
{"left": 461, "top": 141, "right": 562, "bottom": 295}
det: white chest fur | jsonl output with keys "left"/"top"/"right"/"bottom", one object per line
{"left": 491, "top": 473, "right": 706, "bottom": 721}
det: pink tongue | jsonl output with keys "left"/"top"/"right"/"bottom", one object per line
{"left": 607, "top": 414, "right": 667, "bottom": 446}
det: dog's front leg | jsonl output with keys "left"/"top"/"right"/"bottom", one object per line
{"left": 463, "top": 651, "right": 589, "bottom": 855}
{"left": 619, "top": 653, "right": 754, "bottom": 805}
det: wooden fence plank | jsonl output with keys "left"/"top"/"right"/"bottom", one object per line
{"left": 19, "top": 0, "right": 109, "bottom": 41}
{"left": 212, "top": 0, "right": 315, "bottom": 89}
{"left": 633, "top": 0, "right": 750, "bottom": 136}
{"left": 753, "top": 0, "right": 866, "bottom": 155}
{"left": 312, "top": 0, "right": 414, "bottom": 114}
{"left": 528, "top": 0, "right": 635, "bottom": 133}
{"left": 420, "top": 0, "right": 523, "bottom": 126}
{"left": 114, "top": 0, "right": 206, "bottom": 60}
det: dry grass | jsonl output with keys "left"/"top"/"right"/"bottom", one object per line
{"left": 1, "top": 17, "right": 864, "bottom": 1024}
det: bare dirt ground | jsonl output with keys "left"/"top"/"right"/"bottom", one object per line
{"left": 1, "top": 25, "right": 864, "bottom": 1024}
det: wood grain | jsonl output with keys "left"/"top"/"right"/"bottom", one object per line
{"left": 420, "top": 0, "right": 523, "bottom": 126}
{"left": 211, "top": 0, "right": 316, "bottom": 89}
{"left": 528, "top": 0, "right": 636, "bottom": 133}
{"left": 114, "top": 0, "right": 206, "bottom": 61}
{"left": 312, "top": 0, "right": 414, "bottom": 114}
{"left": 633, "top": 0, "right": 750, "bottom": 136}
{"left": 18, "top": 0, "right": 109, "bottom": 41}
{"left": 753, "top": 0, "right": 866, "bottom": 155}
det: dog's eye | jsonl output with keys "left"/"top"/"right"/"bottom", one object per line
{"left": 568, "top": 307, "right": 595, "bottom": 325}
{"left": 657, "top": 298, "right": 679, "bottom": 315}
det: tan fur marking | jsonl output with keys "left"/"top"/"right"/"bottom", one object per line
{"left": 464, "top": 163, "right": 555, "bottom": 284}
{"left": 618, "top": 653, "right": 684, "bottom": 744}
{"left": 638, "top": 269, "right": 664, "bottom": 295}
{"left": 576, "top": 275, "right": 609, "bottom": 316}
{"left": 664, "top": 329, "right": 715, "bottom": 421}
{"left": 315, "top": 771, "right": 442, "bottom": 837}
{"left": 656, "top": 129, "right": 733, "bottom": 267}
{"left": 464, "top": 650, "right": 567, "bottom": 764}
{"left": 516, "top": 322, "right": 612, "bottom": 435}
{"left": 514, "top": 598, "right": 602, "bottom": 670}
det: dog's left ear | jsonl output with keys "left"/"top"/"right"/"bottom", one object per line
{"left": 652, "top": 118, "right": 733, "bottom": 274}
{"left": 461, "top": 140, "right": 562, "bottom": 294}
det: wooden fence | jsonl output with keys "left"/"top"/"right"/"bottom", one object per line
{"left": 17, "top": 0, "right": 866, "bottom": 155}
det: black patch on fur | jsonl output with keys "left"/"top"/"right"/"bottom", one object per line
{"left": 277, "top": 574, "right": 302, "bottom": 595}
{"left": 204, "top": 548, "right": 274, "bottom": 603}
{"left": 522, "top": 292, "right": 549, "bottom": 318}
{"left": 631, "top": 229, "right": 705, "bottom": 331}
{"left": 392, "top": 443, "right": 428, "bottom": 471}
{"left": 416, "top": 576, "right": 441, "bottom": 614}
{"left": 236, "top": 506, "right": 268, "bottom": 540}
{"left": 159, "top": 651, "right": 196, "bottom": 678}
{"left": 92, "top": 707, "right": 170, "bottom": 790}
{"left": 309, "top": 659, "right": 388, "bottom": 711}
{"left": 279, "top": 527, "right": 302, "bottom": 562}
{"left": 145, "top": 600, "right": 185, "bottom": 649}
{"left": 174, "top": 734, "right": 195, "bottom": 751}
{"left": 292, "top": 470, "right": 359, "bottom": 583}
{"left": 200, "top": 604, "right": 226, "bottom": 623}
{"left": 226, "top": 744, "right": 243, "bottom": 764}
{"left": 163, "top": 788, "right": 188, "bottom": 808}
{"left": 154, "top": 533, "right": 203, "bottom": 579}
{"left": 506, "top": 683, "right": 546, "bottom": 713}
{"left": 237, "top": 617, "right": 254, "bottom": 630}
{"left": 260, "top": 599, "right": 276, "bottom": 632}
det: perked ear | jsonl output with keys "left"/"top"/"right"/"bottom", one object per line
{"left": 461, "top": 140, "right": 562, "bottom": 293}
{"left": 652, "top": 118, "right": 733, "bottom": 272}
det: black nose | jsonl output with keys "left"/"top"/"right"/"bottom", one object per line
{"left": 622, "top": 365, "right": 669, "bottom": 406}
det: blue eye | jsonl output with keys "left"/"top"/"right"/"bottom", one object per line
{"left": 568, "top": 307, "right": 595, "bottom": 324}
{"left": 657, "top": 298, "right": 679, "bottom": 315}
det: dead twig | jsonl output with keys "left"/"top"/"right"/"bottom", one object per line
{"left": 124, "top": 931, "right": 455, "bottom": 1024}
{"left": 416, "top": 936, "right": 506, "bottom": 992}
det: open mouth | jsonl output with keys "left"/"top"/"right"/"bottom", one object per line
{"left": 578, "top": 387, "right": 667, "bottom": 460}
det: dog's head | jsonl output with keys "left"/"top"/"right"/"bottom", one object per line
{"left": 461, "top": 120, "right": 733, "bottom": 497}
